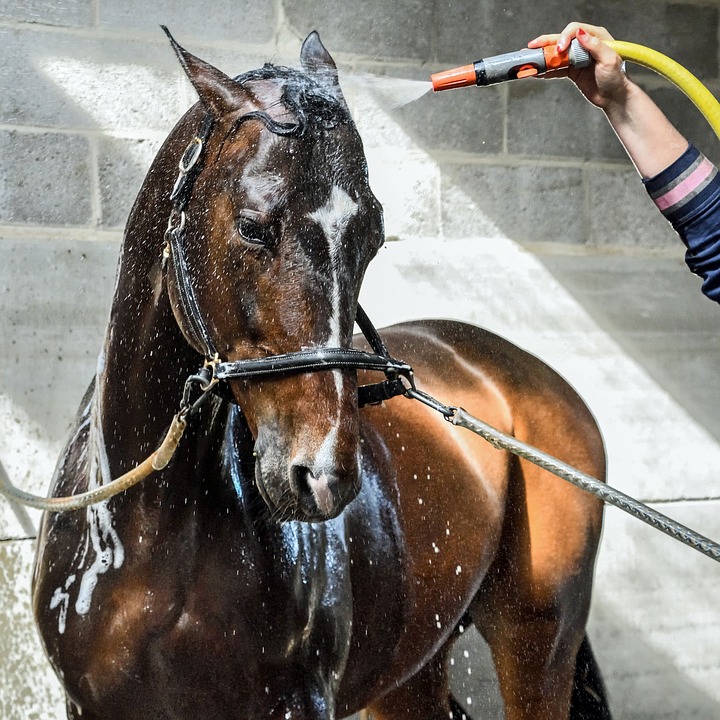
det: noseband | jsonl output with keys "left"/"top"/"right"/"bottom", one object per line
{"left": 163, "top": 113, "right": 414, "bottom": 410}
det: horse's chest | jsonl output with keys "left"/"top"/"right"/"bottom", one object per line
{"left": 41, "top": 516, "right": 357, "bottom": 715}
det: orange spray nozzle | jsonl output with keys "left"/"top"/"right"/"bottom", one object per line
{"left": 431, "top": 39, "right": 591, "bottom": 91}
{"left": 431, "top": 64, "right": 478, "bottom": 92}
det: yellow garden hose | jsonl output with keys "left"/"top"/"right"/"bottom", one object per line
{"left": 607, "top": 40, "right": 720, "bottom": 139}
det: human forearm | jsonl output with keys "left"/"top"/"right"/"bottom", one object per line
{"left": 603, "top": 80, "right": 688, "bottom": 179}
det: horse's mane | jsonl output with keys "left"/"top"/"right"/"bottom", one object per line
{"left": 232, "top": 64, "right": 351, "bottom": 137}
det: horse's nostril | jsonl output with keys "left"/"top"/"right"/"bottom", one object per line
{"left": 291, "top": 464, "right": 312, "bottom": 496}
{"left": 291, "top": 464, "right": 335, "bottom": 516}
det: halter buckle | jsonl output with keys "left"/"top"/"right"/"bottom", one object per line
{"left": 179, "top": 137, "right": 203, "bottom": 174}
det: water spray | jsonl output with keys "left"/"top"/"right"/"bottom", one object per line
{"left": 431, "top": 39, "right": 591, "bottom": 90}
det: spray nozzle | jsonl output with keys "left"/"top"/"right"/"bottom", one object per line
{"left": 431, "top": 39, "right": 591, "bottom": 91}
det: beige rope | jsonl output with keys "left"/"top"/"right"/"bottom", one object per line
{"left": 0, "top": 414, "right": 186, "bottom": 513}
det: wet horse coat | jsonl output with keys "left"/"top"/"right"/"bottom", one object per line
{"left": 33, "top": 31, "right": 611, "bottom": 720}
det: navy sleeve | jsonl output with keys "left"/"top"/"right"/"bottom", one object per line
{"left": 643, "top": 144, "right": 720, "bottom": 303}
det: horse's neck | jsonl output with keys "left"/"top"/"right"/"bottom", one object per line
{"left": 95, "top": 221, "right": 202, "bottom": 472}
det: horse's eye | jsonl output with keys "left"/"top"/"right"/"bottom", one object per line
{"left": 237, "top": 217, "right": 269, "bottom": 247}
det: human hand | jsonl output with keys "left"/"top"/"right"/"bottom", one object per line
{"left": 528, "top": 22, "right": 631, "bottom": 111}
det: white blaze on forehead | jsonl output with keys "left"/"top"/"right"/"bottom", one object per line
{"left": 308, "top": 186, "right": 359, "bottom": 457}
{"left": 308, "top": 185, "right": 359, "bottom": 348}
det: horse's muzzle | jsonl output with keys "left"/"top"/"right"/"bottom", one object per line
{"left": 290, "top": 463, "right": 360, "bottom": 521}
{"left": 254, "top": 438, "right": 361, "bottom": 523}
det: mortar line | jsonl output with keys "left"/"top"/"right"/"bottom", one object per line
{"left": 0, "top": 225, "right": 122, "bottom": 242}
{"left": 0, "top": 123, "right": 170, "bottom": 140}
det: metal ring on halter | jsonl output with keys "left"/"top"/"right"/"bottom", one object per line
{"left": 166, "top": 209, "right": 186, "bottom": 236}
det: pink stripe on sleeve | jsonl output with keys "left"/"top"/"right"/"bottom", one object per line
{"left": 654, "top": 158, "right": 715, "bottom": 211}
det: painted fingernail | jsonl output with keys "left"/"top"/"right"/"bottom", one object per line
{"left": 577, "top": 28, "right": 587, "bottom": 38}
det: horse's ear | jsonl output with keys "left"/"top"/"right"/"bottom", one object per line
{"left": 300, "top": 31, "right": 347, "bottom": 103}
{"left": 300, "top": 31, "right": 338, "bottom": 76}
{"left": 162, "top": 26, "right": 245, "bottom": 118}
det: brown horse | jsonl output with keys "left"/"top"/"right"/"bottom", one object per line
{"left": 32, "top": 30, "right": 610, "bottom": 720}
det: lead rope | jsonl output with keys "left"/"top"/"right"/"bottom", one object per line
{"left": 0, "top": 366, "right": 218, "bottom": 513}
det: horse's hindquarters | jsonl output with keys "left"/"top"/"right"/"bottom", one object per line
{"left": 345, "top": 319, "right": 606, "bottom": 718}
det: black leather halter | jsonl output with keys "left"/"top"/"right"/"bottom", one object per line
{"left": 163, "top": 113, "right": 414, "bottom": 409}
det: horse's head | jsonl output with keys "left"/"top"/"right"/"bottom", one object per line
{"left": 162, "top": 30, "right": 384, "bottom": 522}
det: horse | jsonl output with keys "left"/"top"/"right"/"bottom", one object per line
{"left": 32, "top": 29, "right": 611, "bottom": 720}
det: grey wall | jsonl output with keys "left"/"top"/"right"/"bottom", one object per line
{"left": 2, "top": 1, "right": 720, "bottom": 719}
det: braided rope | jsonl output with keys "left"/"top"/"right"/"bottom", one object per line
{"left": 451, "top": 407, "right": 720, "bottom": 563}
{"left": 0, "top": 415, "right": 186, "bottom": 513}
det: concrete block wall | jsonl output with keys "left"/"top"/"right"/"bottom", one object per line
{"left": 2, "top": 1, "right": 720, "bottom": 719}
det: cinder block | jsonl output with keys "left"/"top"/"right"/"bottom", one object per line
{"left": 507, "top": 79, "right": 628, "bottom": 162}
{"left": 283, "top": 0, "right": 434, "bottom": 62}
{"left": 0, "top": 539, "right": 66, "bottom": 719}
{"left": 0, "top": 131, "right": 92, "bottom": 225}
{"left": 0, "top": 236, "right": 115, "bottom": 405}
{"left": 99, "top": 0, "right": 277, "bottom": 45}
{"left": 0, "top": 236, "right": 116, "bottom": 540}
{"left": 432, "top": 0, "right": 574, "bottom": 65}
{"left": 538, "top": 252, "right": 720, "bottom": 445}
{"left": 0, "top": 27, "right": 187, "bottom": 132}
{"left": 587, "top": 167, "right": 677, "bottom": 248}
{"left": 0, "top": 0, "right": 92, "bottom": 27}
{"left": 365, "top": 147, "right": 440, "bottom": 238}
{"left": 98, "top": 136, "right": 163, "bottom": 228}
{"left": 431, "top": 1, "right": 717, "bottom": 81}
{"left": 440, "top": 162, "right": 586, "bottom": 244}
{"left": 648, "top": 85, "right": 720, "bottom": 167}
{"left": 0, "top": 28, "right": 89, "bottom": 129}
{"left": 661, "top": 4, "right": 719, "bottom": 79}
{"left": 584, "top": 1, "right": 718, "bottom": 80}
{"left": 395, "top": 81, "right": 504, "bottom": 155}
{"left": 590, "top": 502, "right": 720, "bottom": 716}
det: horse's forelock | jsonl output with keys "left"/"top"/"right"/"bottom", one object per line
{"left": 232, "top": 64, "right": 350, "bottom": 135}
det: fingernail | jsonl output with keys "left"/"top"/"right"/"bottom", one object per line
{"left": 578, "top": 28, "right": 587, "bottom": 38}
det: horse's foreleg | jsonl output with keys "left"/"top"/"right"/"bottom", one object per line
{"left": 364, "top": 643, "right": 454, "bottom": 720}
